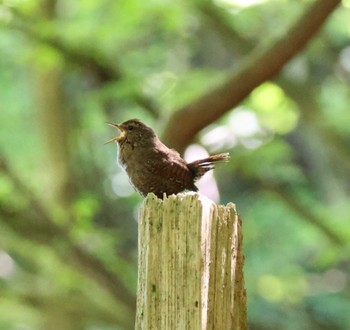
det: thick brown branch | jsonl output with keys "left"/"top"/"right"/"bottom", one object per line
{"left": 162, "top": 0, "right": 341, "bottom": 152}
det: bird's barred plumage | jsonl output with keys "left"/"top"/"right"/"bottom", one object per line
{"left": 106, "top": 119, "right": 229, "bottom": 198}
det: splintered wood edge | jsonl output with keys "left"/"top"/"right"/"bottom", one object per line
{"left": 137, "top": 192, "right": 245, "bottom": 330}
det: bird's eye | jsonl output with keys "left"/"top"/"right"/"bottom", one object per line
{"left": 127, "top": 125, "right": 134, "bottom": 131}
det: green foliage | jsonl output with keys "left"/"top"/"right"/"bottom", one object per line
{"left": 320, "top": 78, "right": 350, "bottom": 135}
{"left": 0, "top": 0, "right": 350, "bottom": 329}
{"left": 250, "top": 82, "right": 299, "bottom": 134}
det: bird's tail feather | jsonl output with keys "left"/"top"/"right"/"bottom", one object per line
{"left": 187, "top": 153, "right": 230, "bottom": 180}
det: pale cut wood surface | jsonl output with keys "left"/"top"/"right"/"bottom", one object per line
{"left": 136, "top": 192, "right": 247, "bottom": 330}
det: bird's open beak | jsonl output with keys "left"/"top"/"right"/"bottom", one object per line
{"left": 105, "top": 122, "right": 126, "bottom": 144}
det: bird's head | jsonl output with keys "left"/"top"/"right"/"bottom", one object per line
{"left": 105, "top": 119, "right": 156, "bottom": 145}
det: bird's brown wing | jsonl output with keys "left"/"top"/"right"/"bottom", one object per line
{"left": 151, "top": 157, "right": 197, "bottom": 197}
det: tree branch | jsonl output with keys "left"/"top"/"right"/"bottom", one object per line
{"left": 162, "top": 0, "right": 341, "bottom": 152}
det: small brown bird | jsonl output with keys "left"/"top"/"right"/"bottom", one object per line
{"left": 106, "top": 119, "right": 229, "bottom": 198}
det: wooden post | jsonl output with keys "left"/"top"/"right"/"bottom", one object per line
{"left": 135, "top": 193, "right": 247, "bottom": 330}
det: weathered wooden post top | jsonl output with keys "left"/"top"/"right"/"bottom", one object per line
{"left": 135, "top": 192, "right": 247, "bottom": 330}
